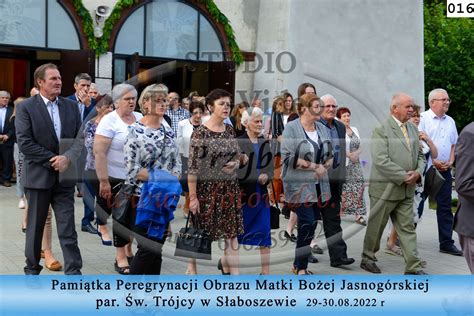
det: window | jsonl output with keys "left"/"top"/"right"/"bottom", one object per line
{"left": 115, "top": 0, "right": 223, "bottom": 61}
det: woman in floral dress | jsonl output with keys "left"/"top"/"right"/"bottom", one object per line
{"left": 337, "top": 107, "right": 367, "bottom": 225}
{"left": 188, "top": 89, "right": 244, "bottom": 275}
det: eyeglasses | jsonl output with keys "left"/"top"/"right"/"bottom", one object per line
{"left": 324, "top": 105, "right": 338, "bottom": 109}
{"left": 433, "top": 98, "right": 451, "bottom": 103}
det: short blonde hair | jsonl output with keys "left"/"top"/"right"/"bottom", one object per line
{"left": 138, "top": 84, "right": 168, "bottom": 114}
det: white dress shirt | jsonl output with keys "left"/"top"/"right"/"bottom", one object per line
{"left": 0, "top": 106, "right": 6, "bottom": 133}
{"left": 419, "top": 108, "right": 458, "bottom": 167}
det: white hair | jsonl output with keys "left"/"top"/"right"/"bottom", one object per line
{"left": 111, "top": 83, "right": 137, "bottom": 105}
{"left": 241, "top": 106, "right": 263, "bottom": 126}
{"left": 320, "top": 94, "right": 337, "bottom": 104}
{"left": 428, "top": 88, "right": 447, "bottom": 104}
{"left": 0, "top": 90, "right": 11, "bottom": 98}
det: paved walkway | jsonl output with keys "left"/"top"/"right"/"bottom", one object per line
{"left": 0, "top": 183, "right": 469, "bottom": 275}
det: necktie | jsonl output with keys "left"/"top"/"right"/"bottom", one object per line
{"left": 400, "top": 123, "right": 411, "bottom": 151}
{"left": 48, "top": 101, "right": 60, "bottom": 139}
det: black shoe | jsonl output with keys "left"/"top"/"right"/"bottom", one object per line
{"left": 360, "top": 262, "right": 381, "bottom": 274}
{"left": 217, "top": 258, "right": 230, "bottom": 275}
{"left": 284, "top": 231, "right": 297, "bottom": 242}
{"left": 404, "top": 270, "right": 429, "bottom": 275}
{"left": 81, "top": 223, "right": 98, "bottom": 234}
{"left": 331, "top": 257, "right": 355, "bottom": 267}
{"left": 311, "top": 244, "right": 324, "bottom": 254}
{"left": 440, "top": 245, "right": 463, "bottom": 256}
{"left": 308, "top": 255, "right": 319, "bottom": 263}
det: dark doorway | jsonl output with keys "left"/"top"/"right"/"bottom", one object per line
{"left": 0, "top": 46, "right": 95, "bottom": 99}
{"left": 114, "top": 54, "right": 235, "bottom": 101}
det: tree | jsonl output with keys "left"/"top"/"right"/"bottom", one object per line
{"left": 424, "top": 1, "right": 474, "bottom": 131}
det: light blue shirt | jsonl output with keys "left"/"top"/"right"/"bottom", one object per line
{"left": 75, "top": 94, "right": 85, "bottom": 121}
{"left": 40, "top": 94, "right": 61, "bottom": 140}
{"left": 419, "top": 108, "right": 457, "bottom": 168}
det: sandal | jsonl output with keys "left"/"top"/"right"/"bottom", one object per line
{"left": 45, "top": 260, "right": 63, "bottom": 271}
{"left": 356, "top": 217, "right": 367, "bottom": 226}
{"left": 298, "top": 269, "right": 313, "bottom": 275}
{"left": 114, "top": 260, "right": 130, "bottom": 275}
{"left": 311, "top": 244, "right": 324, "bottom": 254}
{"left": 384, "top": 244, "right": 403, "bottom": 256}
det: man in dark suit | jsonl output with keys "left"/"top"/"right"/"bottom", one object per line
{"left": 0, "top": 90, "right": 15, "bottom": 187}
{"left": 67, "top": 73, "right": 98, "bottom": 234}
{"left": 454, "top": 122, "right": 474, "bottom": 273}
{"left": 16, "top": 63, "right": 83, "bottom": 275}
{"left": 318, "top": 94, "right": 355, "bottom": 268}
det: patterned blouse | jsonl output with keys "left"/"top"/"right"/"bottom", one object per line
{"left": 124, "top": 121, "right": 181, "bottom": 196}
{"left": 84, "top": 119, "right": 98, "bottom": 171}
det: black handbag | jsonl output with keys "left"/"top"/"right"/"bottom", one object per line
{"left": 175, "top": 214, "right": 213, "bottom": 260}
{"left": 424, "top": 165, "right": 445, "bottom": 200}
{"left": 112, "top": 183, "right": 135, "bottom": 223}
{"left": 270, "top": 181, "right": 280, "bottom": 229}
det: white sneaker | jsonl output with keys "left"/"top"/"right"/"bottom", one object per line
{"left": 18, "top": 198, "right": 26, "bottom": 209}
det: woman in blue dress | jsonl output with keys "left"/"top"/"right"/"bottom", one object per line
{"left": 237, "top": 107, "right": 274, "bottom": 274}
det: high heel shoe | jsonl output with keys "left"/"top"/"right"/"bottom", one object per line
{"left": 217, "top": 258, "right": 230, "bottom": 275}
{"left": 284, "top": 231, "right": 297, "bottom": 242}
{"left": 114, "top": 260, "right": 130, "bottom": 275}
{"left": 100, "top": 235, "right": 112, "bottom": 246}
{"left": 97, "top": 225, "right": 112, "bottom": 246}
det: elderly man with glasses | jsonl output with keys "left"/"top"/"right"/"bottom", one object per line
{"left": 419, "top": 88, "right": 462, "bottom": 256}
{"left": 316, "top": 94, "right": 355, "bottom": 268}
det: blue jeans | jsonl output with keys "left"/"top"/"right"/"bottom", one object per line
{"left": 293, "top": 202, "right": 321, "bottom": 271}
{"left": 436, "top": 169, "right": 454, "bottom": 249}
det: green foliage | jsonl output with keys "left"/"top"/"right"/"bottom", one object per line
{"left": 72, "top": 0, "right": 97, "bottom": 51}
{"left": 424, "top": 1, "right": 474, "bottom": 131}
{"left": 73, "top": 0, "right": 243, "bottom": 65}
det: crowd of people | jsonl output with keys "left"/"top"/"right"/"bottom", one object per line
{"left": 0, "top": 62, "right": 472, "bottom": 275}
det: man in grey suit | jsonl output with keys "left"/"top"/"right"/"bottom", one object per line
{"left": 361, "top": 93, "right": 426, "bottom": 275}
{"left": 454, "top": 122, "right": 474, "bottom": 273}
{"left": 16, "top": 63, "right": 83, "bottom": 275}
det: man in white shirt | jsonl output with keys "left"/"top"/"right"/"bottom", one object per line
{"left": 419, "top": 88, "right": 462, "bottom": 256}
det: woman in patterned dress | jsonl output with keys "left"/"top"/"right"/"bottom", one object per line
{"left": 124, "top": 83, "right": 181, "bottom": 274}
{"left": 188, "top": 89, "right": 244, "bottom": 275}
{"left": 83, "top": 95, "right": 114, "bottom": 245}
{"left": 336, "top": 107, "right": 367, "bottom": 225}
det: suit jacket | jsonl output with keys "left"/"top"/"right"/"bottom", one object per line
{"left": 0, "top": 105, "right": 15, "bottom": 147}
{"left": 67, "top": 94, "right": 97, "bottom": 122}
{"left": 368, "top": 117, "right": 425, "bottom": 201}
{"left": 454, "top": 122, "right": 474, "bottom": 237}
{"left": 329, "top": 119, "right": 347, "bottom": 197}
{"left": 15, "top": 95, "right": 82, "bottom": 189}
{"left": 236, "top": 133, "right": 274, "bottom": 204}
{"left": 281, "top": 119, "right": 332, "bottom": 203}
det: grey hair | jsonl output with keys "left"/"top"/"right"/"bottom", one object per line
{"left": 74, "top": 73, "right": 92, "bottom": 84}
{"left": 241, "top": 106, "right": 263, "bottom": 126}
{"left": 0, "top": 90, "right": 11, "bottom": 98}
{"left": 90, "top": 82, "right": 98, "bottom": 91}
{"left": 138, "top": 84, "right": 168, "bottom": 113}
{"left": 428, "top": 88, "right": 447, "bottom": 104}
{"left": 111, "top": 83, "right": 137, "bottom": 105}
{"left": 320, "top": 94, "right": 337, "bottom": 104}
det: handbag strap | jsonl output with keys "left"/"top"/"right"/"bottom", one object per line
{"left": 270, "top": 180, "right": 280, "bottom": 211}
